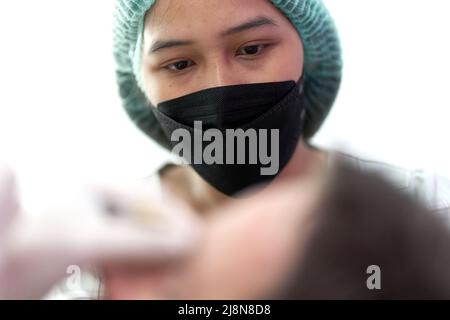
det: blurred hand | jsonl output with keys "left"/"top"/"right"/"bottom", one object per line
{"left": 0, "top": 166, "right": 201, "bottom": 299}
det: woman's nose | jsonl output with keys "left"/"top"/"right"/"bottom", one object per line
{"left": 205, "top": 57, "right": 242, "bottom": 88}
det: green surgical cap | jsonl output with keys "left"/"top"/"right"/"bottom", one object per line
{"left": 113, "top": 0, "right": 343, "bottom": 149}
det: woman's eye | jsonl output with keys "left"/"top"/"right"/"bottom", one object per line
{"left": 164, "top": 60, "right": 194, "bottom": 72}
{"left": 236, "top": 44, "right": 267, "bottom": 57}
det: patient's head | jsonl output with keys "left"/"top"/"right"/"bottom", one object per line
{"left": 279, "top": 160, "right": 450, "bottom": 299}
{"left": 102, "top": 157, "right": 450, "bottom": 300}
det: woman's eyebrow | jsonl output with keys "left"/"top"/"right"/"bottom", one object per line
{"left": 221, "top": 16, "right": 278, "bottom": 37}
{"left": 148, "top": 16, "right": 278, "bottom": 55}
{"left": 149, "top": 40, "right": 194, "bottom": 54}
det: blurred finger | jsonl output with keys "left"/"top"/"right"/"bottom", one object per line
{"left": 0, "top": 163, "right": 19, "bottom": 230}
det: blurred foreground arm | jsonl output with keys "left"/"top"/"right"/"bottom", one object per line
{"left": 0, "top": 165, "right": 201, "bottom": 299}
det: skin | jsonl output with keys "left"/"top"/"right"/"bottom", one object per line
{"left": 103, "top": 0, "right": 330, "bottom": 299}
{"left": 103, "top": 170, "right": 324, "bottom": 299}
{"left": 140, "top": 0, "right": 304, "bottom": 106}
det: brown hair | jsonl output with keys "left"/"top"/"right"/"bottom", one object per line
{"left": 278, "top": 159, "right": 450, "bottom": 299}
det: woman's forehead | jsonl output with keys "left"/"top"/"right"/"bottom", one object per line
{"left": 144, "top": 0, "right": 286, "bottom": 35}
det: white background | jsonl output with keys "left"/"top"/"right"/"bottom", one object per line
{"left": 0, "top": 0, "right": 449, "bottom": 212}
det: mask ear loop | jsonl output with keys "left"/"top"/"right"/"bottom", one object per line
{"left": 296, "top": 75, "right": 307, "bottom": 125}
{"left": 297, "top": 73, "right": 305, "bottom": 92}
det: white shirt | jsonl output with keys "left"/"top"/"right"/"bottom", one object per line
{"left": 331, "top": 152, "right": 450, "bottom": 221}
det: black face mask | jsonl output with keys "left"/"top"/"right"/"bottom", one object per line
{"left": 151, "top": 77, "right": 306, "bottom": 196}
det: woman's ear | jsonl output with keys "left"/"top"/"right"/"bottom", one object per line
{"left": 0, "top": 164, "right": 20, "bottom": 231}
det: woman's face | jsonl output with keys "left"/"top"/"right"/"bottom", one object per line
{"left": 140, "top": 0, "right": 304, "bottom": 106}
